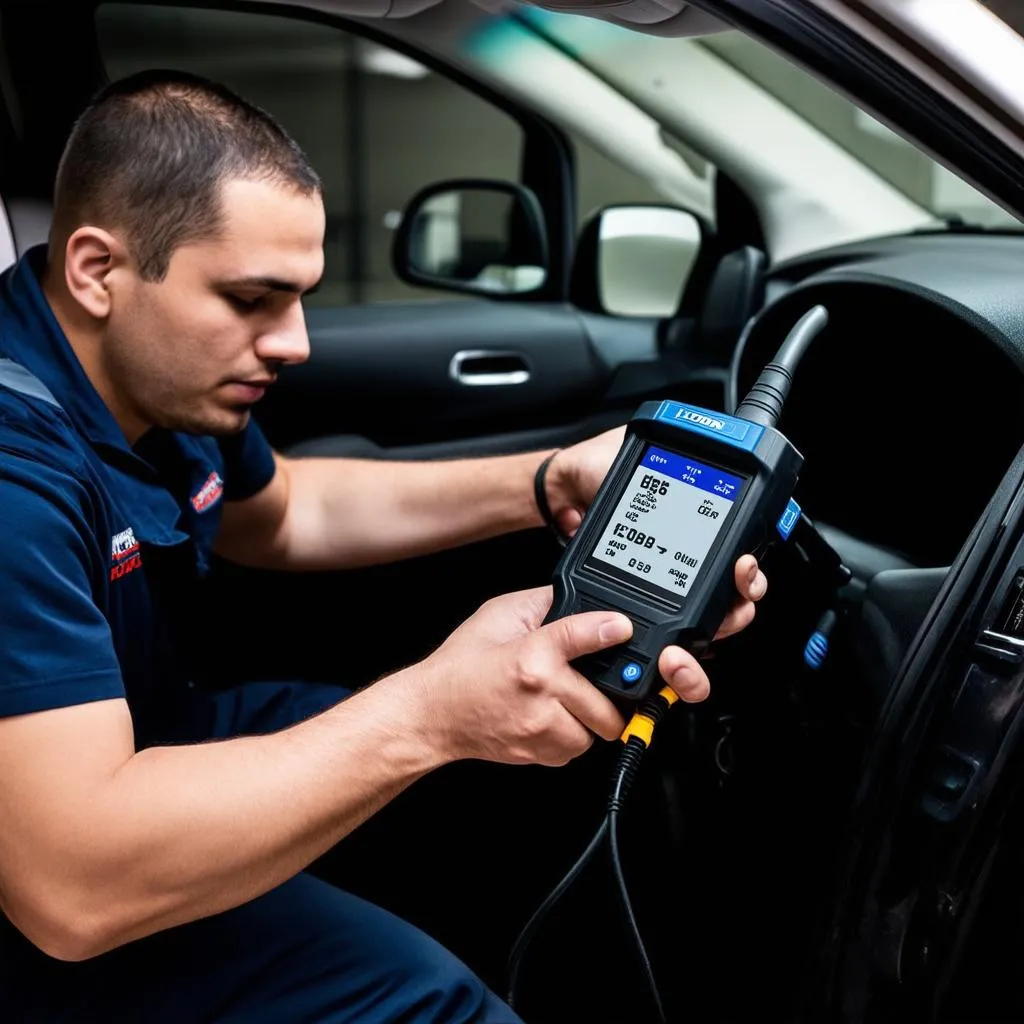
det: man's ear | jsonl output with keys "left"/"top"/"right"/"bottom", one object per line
{"left": 63, "top": 227, "right": 131, "bottom": 319}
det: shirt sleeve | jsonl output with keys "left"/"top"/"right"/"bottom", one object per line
{"left": 218, "top": 416, "right": 278, "bottom": 501}
{"left": 0, "top": 471, "right": 125, "bottom": 718}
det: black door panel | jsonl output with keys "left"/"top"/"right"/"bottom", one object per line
{"left": 258, "top": 302, "right": 729, "bottom": 458}
{"left": 285, "top": 410, "right": 631, "bottom": 461}
{"left": 256, "top": 300, "right": 612, "bottom": 450}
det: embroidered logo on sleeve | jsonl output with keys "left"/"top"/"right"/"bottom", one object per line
{"left": 110, "top": 527, "right": 142, "bottom": 581}
{"left": 191, "top": 471, "right": 224, "bottom": 513}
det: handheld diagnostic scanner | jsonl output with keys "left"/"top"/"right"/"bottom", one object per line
{"left": 546, "top": 305, "right": 829, "bottom": 703}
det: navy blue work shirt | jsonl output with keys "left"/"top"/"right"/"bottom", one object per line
{"left": 0, "top": 246, "right": 277, "bottom": 747}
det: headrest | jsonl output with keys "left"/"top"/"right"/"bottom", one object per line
{"left": 5, "top": 198, "right": 52, "bottom": 256}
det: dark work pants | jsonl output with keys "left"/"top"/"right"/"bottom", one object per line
{"left": 0, "top": 682, "right": 523, "bottom": 1024}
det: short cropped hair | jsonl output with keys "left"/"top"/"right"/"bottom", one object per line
{"left": 52, "top": 69, "right": 322, "bottom": 281}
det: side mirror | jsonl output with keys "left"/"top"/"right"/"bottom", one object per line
{"left": 573, "top": 205, "right": 705, "bottom": 318}
{"left": 393, "top": 179, "right": 549, "bottom": 298}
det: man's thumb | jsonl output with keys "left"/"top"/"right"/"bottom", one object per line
{"left": 545, "top": 611, "right": 633, "bottom": 660}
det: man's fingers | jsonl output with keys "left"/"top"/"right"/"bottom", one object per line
{"left": 509, "top": 585, "right": 557, "bottom": 630}
{"left": 658, "top": 646, "right": 711, "bottom": 703}
{"left": 559, "top": 671, "right": 627, "bottom": 742}
{"left": 734, "top": 555, "right": 767, "bottom": 602}
{"left": 714, "top": 597, "right": 756, "bottom": 640}
{"left": 557, "top": 507, "right": 584, "bottom": 538}
{"left": 711, "top": 555, "right": 767, "bottom": 640}
{"left": 534, "top": 556, "right": 764, "bottom": 720}
{"left": 543, "top": 610, "right": 633, "bottom": 661}
{"left": 533, "top": 612, "right": 630, "bottom": 741}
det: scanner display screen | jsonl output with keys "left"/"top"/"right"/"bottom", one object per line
{"left": 587, "top": 446, "right": 744, "bottom": 598}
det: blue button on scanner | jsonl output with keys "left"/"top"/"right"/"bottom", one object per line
{"left": 621, "top": 661, "right": 643, "bottom": 685}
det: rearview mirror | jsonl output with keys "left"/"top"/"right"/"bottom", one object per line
{"left": 393, "top": 179, "right": 549, "bottom": 298}
{"left": 574, "top": 205, "right": 704, "bottom": 318}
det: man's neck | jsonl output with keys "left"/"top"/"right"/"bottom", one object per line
{"left": 41, "top": 262, "right": 148, "bottom": 445}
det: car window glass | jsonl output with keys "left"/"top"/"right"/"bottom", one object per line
{"left": 573, "top": 131, "right": 669, "bottom": 230}
{"left": 95, "top": 3, "right": 525, "bottom": 306}
{"left": 517, "top": 8, "right": 1016, "bottom": 232}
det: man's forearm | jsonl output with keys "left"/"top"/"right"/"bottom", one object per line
{"left": 272, "top": 449, "right": 551, "bottom": 571}
{"left": 21, "top": 672, "right": 444, "bottom": 959}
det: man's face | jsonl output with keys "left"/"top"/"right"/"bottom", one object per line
{"left": 104, "top": 177, "right": 325, "bottom": 438}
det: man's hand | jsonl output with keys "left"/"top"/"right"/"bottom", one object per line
{"left": 658, "top": 553, "right": 765, "bottom": 702}
{"left": 411, "top": 557, "right": 766, "bottom": 766}
{"left": 412, "top": 587, "right": 628, "bottom": 766}
{"left": 542, "top": 426, "right": 626, "bottom": 538}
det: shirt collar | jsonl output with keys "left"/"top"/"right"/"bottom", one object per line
{"left": 1, "top": 245, "right": 140, "bottom": 457}
{"left": 0, "top": 245, "right": 212, "bottom": 549}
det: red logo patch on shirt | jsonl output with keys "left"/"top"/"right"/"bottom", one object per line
{"left": 110, "top": 527, "right": 142, "bottom": 582}
{"left": 190, "top": 471, "right": 224, "bottom": 513}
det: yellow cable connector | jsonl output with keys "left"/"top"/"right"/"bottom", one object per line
{"left": 619, "top": 685, "right": 681, "bottom": 746}
{"left": 621, "top": 713, "right": 655, "bottom": 747}
{"left": 657, "top": 685, "right": 680, "bottom": 707}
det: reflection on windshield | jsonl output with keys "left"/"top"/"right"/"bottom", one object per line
{"left": 517, "top": 9, "right": 1021, "bottom": 231}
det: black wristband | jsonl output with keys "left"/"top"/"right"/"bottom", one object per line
{"left": 534, "top": 451, "right": 569, "bottom": 547}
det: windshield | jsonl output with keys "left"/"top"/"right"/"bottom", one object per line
{"left": 513, "top": 8, "right": 1023, "bottom": 232}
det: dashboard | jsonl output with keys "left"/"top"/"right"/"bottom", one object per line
{"left": 731, "top": 232, "right": 1024, "bottom": 570}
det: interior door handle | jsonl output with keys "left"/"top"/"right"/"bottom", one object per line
{"left": 448, "top": 349, "right": 531, "bottom": 386}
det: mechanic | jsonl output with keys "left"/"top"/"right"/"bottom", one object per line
{"left": 0, "top": 70, "right": 767, "bottom": 1023}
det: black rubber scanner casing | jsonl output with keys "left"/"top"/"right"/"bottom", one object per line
{"left": 546, "top": 399, "right": 803, "bottom": 702}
